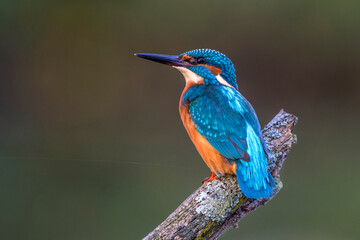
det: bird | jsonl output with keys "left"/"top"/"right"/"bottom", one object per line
{"left": 135, "top": 49, "right": 275, "bottom": 199}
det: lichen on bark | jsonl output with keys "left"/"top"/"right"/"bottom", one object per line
{"left": 143, "top": 110, "right": 297, "bottom": 240}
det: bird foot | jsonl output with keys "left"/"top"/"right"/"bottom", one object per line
{"left": 202, "top": 172, "right": 219, "bottom": 184}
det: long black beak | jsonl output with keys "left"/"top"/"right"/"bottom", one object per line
{"left": 134, "top": 53, "right": 189, "bottom": 67}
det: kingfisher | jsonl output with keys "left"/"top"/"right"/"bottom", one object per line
{"left": 135, "top": 49, "right": 275, "bottom": 199}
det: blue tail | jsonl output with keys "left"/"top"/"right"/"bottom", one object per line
{"left": 235, "top": 123, "right": 276, "bottom": 199}
{"left": 236, "top": 160, "right": 276, "bottom": 199}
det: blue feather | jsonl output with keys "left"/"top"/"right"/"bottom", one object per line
{"left": 184, "top": 84, "right": 275, "bottom": 199}
{"left": 235, "top": 123, "right": 276, "bottom": 199}
{"left": 136, "top": 48, "right": 275, "bottom": 198}
{"left": 180, "top": 49, "right": 238, "bottom": 89}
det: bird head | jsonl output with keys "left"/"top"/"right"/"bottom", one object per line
{"left": 135, "top": 49, "right": 237, "bottom": 89}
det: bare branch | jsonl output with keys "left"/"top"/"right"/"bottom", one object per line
{"left": 143, "top": 110, "right": 298, "bottom": 240}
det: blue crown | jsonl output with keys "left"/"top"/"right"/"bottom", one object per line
{"left": 180, "top": 49, "right": 238, "bottom": 89}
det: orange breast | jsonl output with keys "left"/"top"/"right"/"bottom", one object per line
{"left": 179, "top": 83, "right": 236, "bottom": 175}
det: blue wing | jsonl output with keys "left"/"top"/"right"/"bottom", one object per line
{"left": 184, "top": 84, "right": 257, "bottom": 161}
{"left": 183, "top": 84, "right": 275, "bottom": 198}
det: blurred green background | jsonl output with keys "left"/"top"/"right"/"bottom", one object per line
{"left": 1, "top": 0, "right": 359, "bottom": 239}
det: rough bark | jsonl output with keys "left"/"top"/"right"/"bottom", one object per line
{"left": 143, "top": 110, "right": 298, "bottom": 240}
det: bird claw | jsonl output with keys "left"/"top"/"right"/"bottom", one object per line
{"left": 202, "top": 172, "right": 219, "bottom": 184}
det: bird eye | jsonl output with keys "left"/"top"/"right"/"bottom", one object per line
{"left": 197, "top": 57, "right": 206, "bottom": 64}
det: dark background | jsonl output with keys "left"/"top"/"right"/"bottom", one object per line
{"left": 1, "top": 1, "right": 359, "bottom": 239}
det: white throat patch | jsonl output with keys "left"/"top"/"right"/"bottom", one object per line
{"left": 215, "top": 74, "right": 233, "bottom": 88}
{"left": 173, "top": 66, "right": 203, "bottom": 84}
{"left": 174, "top": 66, "right": 233, "bottom": 89}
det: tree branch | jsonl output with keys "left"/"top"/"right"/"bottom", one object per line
{"left": 143, "top": 110, "right": 298, "bottom": 240}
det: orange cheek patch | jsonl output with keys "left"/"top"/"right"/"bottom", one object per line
{"left": 181, "top": 54, "right": 192, "bottom": 61}
{"left": 180, "top": 55, "right": 222, "bottom": 75}
{"left": 200, "top": 64, "right": 222, "bottom": 75}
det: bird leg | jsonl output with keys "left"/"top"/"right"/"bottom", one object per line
{"left": 202, "top": 171, "right": 219, "bottom": 184}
